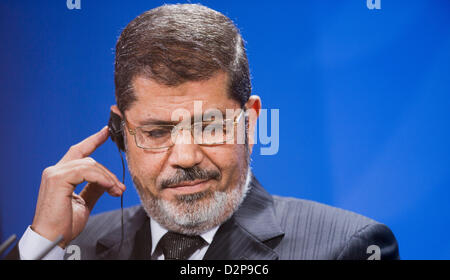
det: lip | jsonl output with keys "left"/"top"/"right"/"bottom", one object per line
{"left": 165, "top": 179, "right": 211, "bottom": 194}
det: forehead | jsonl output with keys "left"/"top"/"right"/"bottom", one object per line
{"left": 125, "top": 71, "right": 240, "bottom": 123}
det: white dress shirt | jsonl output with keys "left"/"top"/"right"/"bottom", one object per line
{"left": 18, "top": 226, "right": 65, "bottom": 260}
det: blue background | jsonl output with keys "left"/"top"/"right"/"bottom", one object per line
{"left": 1, "top": 0, "right": 449, "bottom": 259}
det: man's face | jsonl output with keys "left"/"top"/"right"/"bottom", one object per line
{"left": 113, "top": 71, "right": 259, "bottom": 234}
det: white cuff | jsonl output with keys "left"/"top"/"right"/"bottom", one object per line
{"left": 18, "top": 226, "right": 65, "bottom": 260}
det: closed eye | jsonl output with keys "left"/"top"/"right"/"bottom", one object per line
{"left": 144, "top": 128, "right": 171, "bottom": 138}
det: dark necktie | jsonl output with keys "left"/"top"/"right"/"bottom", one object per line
{"left": 158, "top": 231, "right": 207, "bottom": 260}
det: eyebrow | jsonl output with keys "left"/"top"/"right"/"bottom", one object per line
{"left": 137, "top": 110, "right": 232, "bottom": 126}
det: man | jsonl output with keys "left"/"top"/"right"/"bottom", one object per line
{"left": 7, "top": 4, "right": 399, "bottom": 260}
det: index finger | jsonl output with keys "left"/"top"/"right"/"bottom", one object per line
{"left": 58, "top": 126, "right": 110, "bottom": 165}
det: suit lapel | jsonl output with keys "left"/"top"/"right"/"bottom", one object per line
{"left": 204, "top": 174, "right": 285, "bottom": 260}
{"left": 129, "top": 217, "right": 152, "bottom": 259}
{"left": 95, "top": 206, "right": 151, "bottom": 260}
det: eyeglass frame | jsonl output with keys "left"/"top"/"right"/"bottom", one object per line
{"left": 122, "top": 109, "right": 246, "bottom": 150}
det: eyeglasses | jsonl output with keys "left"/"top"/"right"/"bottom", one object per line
{"left": 124, "top": 110, "right": 245, "bottom": 150}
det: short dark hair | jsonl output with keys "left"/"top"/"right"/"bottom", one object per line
{"left": 114, "top": 4, "right": 251, "bottom": 113}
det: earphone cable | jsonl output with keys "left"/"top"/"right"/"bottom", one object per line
{"left": 118, "top": 148, "right": 125, "bottom": 251}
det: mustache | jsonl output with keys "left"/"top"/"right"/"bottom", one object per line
{"left": 160, "top": 166, "right": 221, "bottom": 189}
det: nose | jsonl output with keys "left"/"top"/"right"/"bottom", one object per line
{"left": 167, "top": 130, "right": 204, "bottom": 169}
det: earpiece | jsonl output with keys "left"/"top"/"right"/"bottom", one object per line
{"left": 108, "top": 111, "right": 125, "bottom": 152}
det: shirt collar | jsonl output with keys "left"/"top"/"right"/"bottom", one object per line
{"left": 150, "top": 218, "right": 220, "bottom": 255}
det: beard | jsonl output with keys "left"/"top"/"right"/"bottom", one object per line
{"left": 129, "top": 146, "right": 252, "bottom": 235}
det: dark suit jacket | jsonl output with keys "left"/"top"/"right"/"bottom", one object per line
{"left": 6, "top": 174, "right": 399, "bottom": 260}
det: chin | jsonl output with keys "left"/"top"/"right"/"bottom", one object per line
{"left": 138, "top": 169, "right": 252, "bottom": 235}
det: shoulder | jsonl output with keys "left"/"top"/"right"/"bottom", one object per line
{"left": 271, "top": 195, "right": 399, "bottom": 259}
{"left": 272, "top": 195, "right": 377, "bottom": 230}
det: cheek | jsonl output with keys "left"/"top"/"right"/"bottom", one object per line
{"left": 203, "top": 145, "right": 247, "bottom": 183}
{"left": 127, "top": 147, "right": 166, "bottom": 189}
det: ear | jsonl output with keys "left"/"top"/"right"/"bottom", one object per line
{"left": 245, "top": 95, "right": 262, "bottom": 155}
{"left": 110, "top": 105, "right": 123, "bottom": 118}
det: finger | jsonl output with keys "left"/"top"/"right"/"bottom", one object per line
{"left": 58, "top": 126, "right": 109, "bottom": 165}
{"left": 69, "top": 157, "right": 126, "bottom": 191}
{"left": 61, "top": 158, "right": 125, "bottom": 193}
{"left": 58, "top": 159, "right": 123, "bottom": 197}
{"left": 79, "top": 182, "right": 107, "bottom": 212}
{"left": 93, "top": 159, "right": 126, "bottom": 191}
